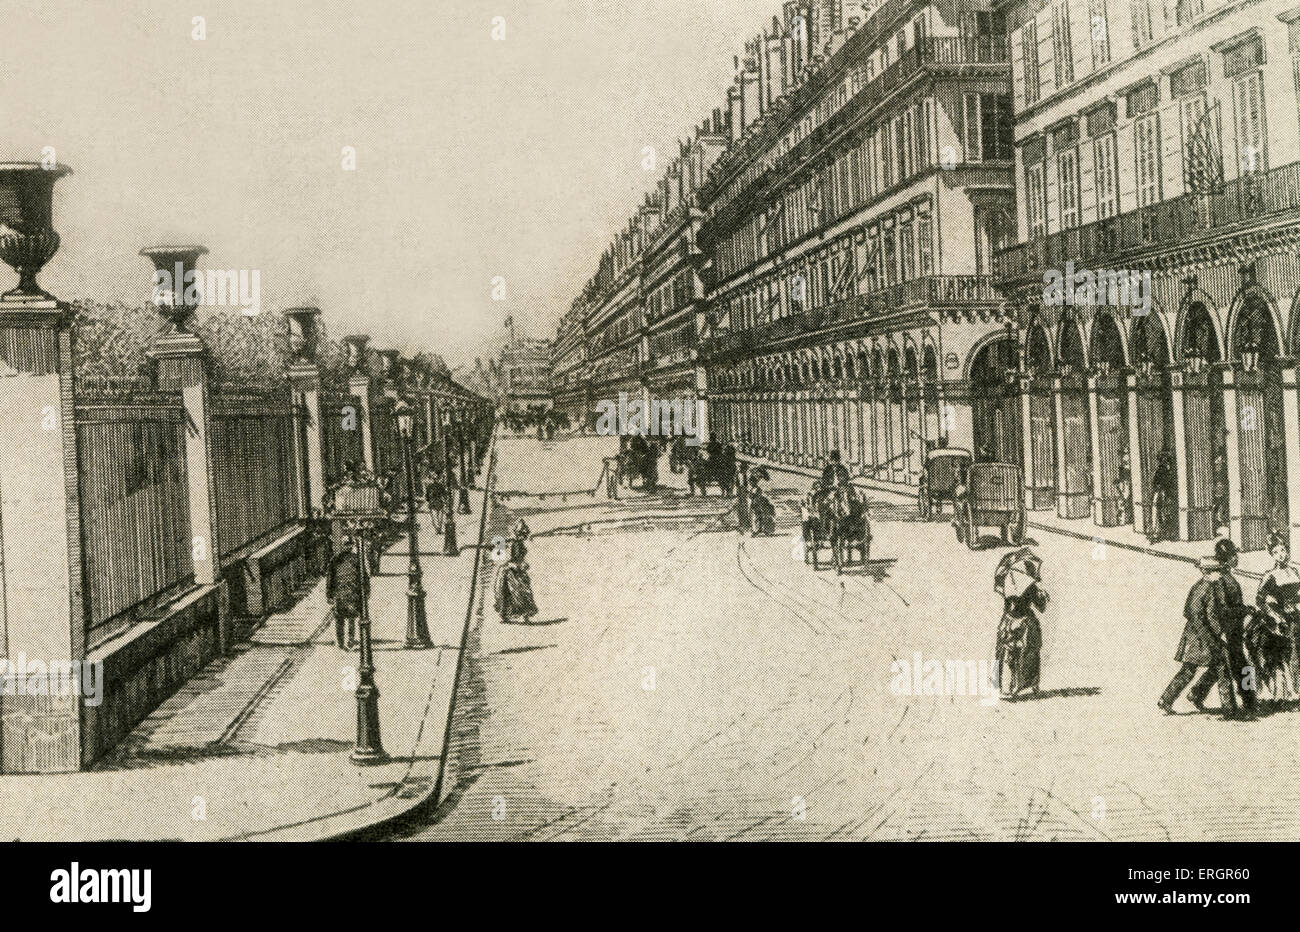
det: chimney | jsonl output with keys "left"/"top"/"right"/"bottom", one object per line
{"left": 764, "top": 27, "right": 785, "bottom": 106}
{"left": 727, "top": 84, "right": 743, "bottom": 141}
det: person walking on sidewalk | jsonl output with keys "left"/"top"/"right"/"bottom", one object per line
{"left": 1215, "top": 537, "right": 1256, "bottom": 717}
{"left": 1159, "top": 557, "right": 1238, "bottom": 718}
{"left": 1249, "top": 530, "right": 1300, "bottom": 706}
{"left": 494, "top": 519, "right": 538, "bottom": 624}
{"left": 326, "top": 535, "right": 368, "bottom": 650}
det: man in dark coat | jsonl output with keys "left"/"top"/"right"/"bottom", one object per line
{"left": 1159, "top": 557, "right": 1238, "bottom": 717}
{"left": 326, "top": 536, "right": 369, "bottom": 650}
{"left": 720, "top": 442, "right": 737, "bottom": 495}
{"left": 822, "top": 449, "right": 851, "bottom": 489}
{"left": 1214, "top": 537, "right": 1256, "bottom": 717}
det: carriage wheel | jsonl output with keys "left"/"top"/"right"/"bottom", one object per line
{"left": 964, "top": 501, "right": 978, "bottom": 550}
{"left": 1006, "top": 507, "right": 1026, "bottom": 545}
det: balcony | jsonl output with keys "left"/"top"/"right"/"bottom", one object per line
{"left": 996, "top": 161, "right": 1300, "bottom": 282}
{"left": 701, "top": 274, "right": 997, "bottom": 358}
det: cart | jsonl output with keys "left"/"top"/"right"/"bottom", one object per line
{"left": 918, "top": 447, "right": 972, "bottom": 519}
{"left": 954, "top": 461, "right": 1025, "bottom": 550}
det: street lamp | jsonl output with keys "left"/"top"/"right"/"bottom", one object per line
{"left": 1241, "top": 335, "right": 1260, "bottom": 373}
{"left": 440, "top": 408, "right": 459, "bottom": 556}
{"left": 394, "top": 399, "right": 432, "bottom": 650}
{"left": 1138, "top": 349, "right": 1156, "bottom": 379}
{"left": 326, "top": 473, "right": 389, "bottom": 765}
{"left": 1185, "top": 341, "right": 1205, "bottom": 374}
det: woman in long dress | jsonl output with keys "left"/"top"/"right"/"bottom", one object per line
{"left": 1249, "top": 531, "right": 1300, "bottom": 705}
{"left": 996, "top": 580, "right": 1048, "bottom": 698}
{"left": 494, "top": 520, "right": 538, "bottom": 623}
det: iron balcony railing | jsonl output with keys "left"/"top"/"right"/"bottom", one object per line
{"left": 702, "top": 274, "right": 998, "bottom": 357}
{"left": 996, "top": 161, "right": 1300, "bottom": 281}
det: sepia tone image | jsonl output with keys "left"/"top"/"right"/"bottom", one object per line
{"left": 0, "top": 0, "right": 1296, "bottom": 854}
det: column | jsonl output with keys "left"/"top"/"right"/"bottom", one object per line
{"left": 0, "top": 166, "right": 84, "bottom": 770}
{"left": 1218, "top": 363, "right": 1243, "bottom": 546}
{"left": 1125, "top": 370, "right": 1145, "bottom": 534}
{"left": 286, "top": 307, "right": 327, "bottom": 514}
{"left": 1169, "top": 369, "right": 1191, "bottom": 541}
{"left": 1019, "top": 375, "right": 1035, "bottom": 511}
{"left": 343, "top": 335, "right": 375, "bottom": 471}
{"left": 1279, "top": 359, "right": 1300, "bottom": 554}
{"left": 1052, "top": 375, "right": 1068, "bottom": 517}
{"left": 1087, "top": 373, "right": 1104, "bottom": 525}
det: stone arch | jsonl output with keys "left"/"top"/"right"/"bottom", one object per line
{"left": 1131, "top": 311, "right": 1172, "bottom": 367}
{"left": 1226, "top": 283, "right": 1283, "bottom": 362}
{"left": 1174, "top": 290, "right": 1225, "bottom": 364}
{"left": 963, "top": 329, "right": 1017, "bottom": 382}
{"left": 1057, "top": 316, "right": 1088, "bottom": 370}
{"left": 1025, "top": 317, "right": 1054, "bottom": 373}
{"left": 1089, "top": 312, "right": 1128, "bottom": 369}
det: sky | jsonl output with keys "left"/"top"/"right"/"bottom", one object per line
{"left": 0, "top": 0, "right": 777, "bottom": 370}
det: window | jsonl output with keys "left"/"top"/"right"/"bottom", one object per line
{"left": 1176, "top": 0, "right": 1203, "bottom": 25}
{"left": 977, "top": 94, "right": 1015, "bottom": 161}
{"left": 1093, "top": 133, "right": 1119, "bottom": 218}
{"left": 964, "top": 93, "right": 982, "bottom": 161}
{"left": 881, "top": 123, "right": 894, "bottom": 187}
{"left": 1052, "top": 0, "right": 1074, "bottom": 88}
{"left": 1088, "top": 0, "right": 1111, "bottom": 69}
{"left": 1024, "top": 138, "right": 1048, "bottom": 238}
{"left": 1234, "top": 70, "right": 1267, "bottom": 174}
{"left": 1134, "top": 113, "right": 1162, "bottom": 207}
{"left": 1023, "top": 18, "right": 1041, "bottom": 105}
{"left": 1058, "top": 148, "right": 1080, "bottom": 229}
{"left": 899, "top": 217, "right": 917, "bottom": 281}
{"left": 917, "top": 211, "right": 934, "bottom": 275}
{"left": 1131, "top": 0, "right": 1155, "bottom": 49}
{"left": 882, "top": 222, "right": 898, "bottom": 285}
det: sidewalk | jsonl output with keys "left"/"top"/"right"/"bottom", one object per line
{"left": 738, "top": 450, "right": 1273, "bottom": 578}
{"left": 0, "top": 465, "right": 494, "bottom": 841}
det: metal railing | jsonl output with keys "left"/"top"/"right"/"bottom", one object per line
{"left": 996, "top": 161, "right": 1300, "bottom": 279}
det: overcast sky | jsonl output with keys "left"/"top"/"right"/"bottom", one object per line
{"left": 1, "top": 0, "right": 776, "bottom": 368}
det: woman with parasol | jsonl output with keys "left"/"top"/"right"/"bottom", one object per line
{"left": 494, "top": 518, "right": 538, "bottom": 623}
{"left": 993, "top": 547, "right": 1048, "bottom": 699}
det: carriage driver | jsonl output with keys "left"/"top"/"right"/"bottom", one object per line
{"left": 822, "top": 450, "right": 851, "bottom": 489}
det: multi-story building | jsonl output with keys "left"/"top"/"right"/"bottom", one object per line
{"left": 995, "top": 0, "right": 1300, "bottom": 552}
{"left": 499, "top": 337, "right": 553, "bottom": 416}
{"left": 697, "top": 0, "right": 1016, "bottom": 487}
{"left": 555, "top": 113, "right": 732, "bottom": 434}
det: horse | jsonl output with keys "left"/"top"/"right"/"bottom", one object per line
{"left": 818, "top": 484, "right": 870, "bottom": 574}
{"left": 685, "top": 450, "right": 732, "bottom": 496}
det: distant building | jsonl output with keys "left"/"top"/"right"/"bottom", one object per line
{"left": 500, "top": 338, "right": 553, "bottom": 415}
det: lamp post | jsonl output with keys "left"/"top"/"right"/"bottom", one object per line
{"left": 395, "top": 399, "right": 432, "bottom": 649}
{"left": 327, "top": 475, "right": 389, "bottom": 765}
{"left": 441, "top": 408, "right": 459, "bottom": 556}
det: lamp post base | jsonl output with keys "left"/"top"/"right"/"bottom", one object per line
{"left": 405, "top": 582, "right": 432, "bottom": 649}
{"left": 351, "top": 681, "right": 387, "bottom": 765}
{"left": 443, "top": 518, "right": 459, "bottom": 555}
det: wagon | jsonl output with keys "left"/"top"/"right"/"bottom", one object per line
{"left": 918, "top": 447, "right": 972, "bottom": 519}
{"left": 953, "top": 461, "right": 1025, "bottom": 550}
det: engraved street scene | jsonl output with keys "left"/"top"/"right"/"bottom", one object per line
{"left": 3, "top": 0, "right": 1300, "bottom": 847}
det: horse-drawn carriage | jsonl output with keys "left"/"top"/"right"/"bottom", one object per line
{"left": 918, "top": 447, "right": 972, "bottom": 519}
{"left": 802, "top": 482, "right": 870, "bottom": 574}
{"left": 953, "top": 461, "right": 1026, "bottom": 550}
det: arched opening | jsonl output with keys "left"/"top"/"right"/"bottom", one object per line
{"left": 1056, "top": 320, "right": 1093, "bottom": 519}
{"left": 1132, "top": 313, "right": 1177, "bottom": 540}
{"left": 922, "top": 345, "right": 941, "bottom": 450}
{"left": 1232, "top": 291, "right": 1287, "bottom": 550}
{"left": 1024, "top": 321, "right": 1056, "bottom": 509}
{"left": 1091, "top": 315, "right": 1129, "bottom": 526}
{"left": 1181, "top": 300, "right": 1226, "bottom": 541}
{"left": 970, "top": 334, "right": 1020, "bottom": 464}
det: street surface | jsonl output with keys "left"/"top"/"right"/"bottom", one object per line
{"left": 397, "top": 433, "right": 1300, "bottom": 841}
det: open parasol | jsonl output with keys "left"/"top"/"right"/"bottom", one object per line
{"left": 994, "top": 547, "right": 1043, "bottom": 597}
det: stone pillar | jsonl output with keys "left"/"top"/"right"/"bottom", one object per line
{"left": 1052, "top": 375, "right": 1068, "bottom": 516}
{"left": 1087, "top": 373, "right": 1104, "bottom": 525}
{"left": 286, "top": 307, "right": 327, "bottom": 514}
{"left": 1125, "top": 370, "right": 1145, "bottom": 534}
{"left": 1169, "top": 369, "right": 1191, "bottom": 541}
{"left": 1279, "top": 359, "right": 1300, "bottom": 554}
{"left": 1018, "top": 375, "right": 1035, "bottom": 510}
{"left": 343, "top": 335, "right": 375, "bottom": 471}
{"left": 0, "top": 162, "right": 83, "bottom": 771}
{"left": 1218, "top": 363, "right": 1243, "bottom": 546}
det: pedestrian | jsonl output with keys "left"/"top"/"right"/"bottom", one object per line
{"left": 1214, "top": 537, "right": 1256, "bottom": 717}
{"left": 1148, "top": 450, "right": 1175, "bottom": 543}
{"left": 494, "top": 520, "right": 538, "bottom": 623}
{"left": 1117, "top": 448, "right": 1133, "bottom": 527}
{"left": 1249, "top": 530, "right": 1300, "bottom": 706}
{"left": 720, "top": 441, "right": 737, "bottom": 496}
{"left": 1159, "top": 557, "right": 1237, "bottom": 718}
{"left": 821, "top": 449, "right": 851, "bottom": 489}
{"left": 423, "top": 460, "right": 446, "bottom": 533}
{"left": 994, "top": 554, "right": 1048, "bottom": 699}
{"left": 326, "top": 534, "right": 367, "bottom": 650}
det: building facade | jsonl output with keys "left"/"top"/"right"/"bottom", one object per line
{"left": 994, "top": 0, "right": 1300, "bottom": 552}
{"left": 699, "top": 0, "right": 1017, "bottom": 486}
{"left": 499, "top": 337, "right": 553, "bottom": 416}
